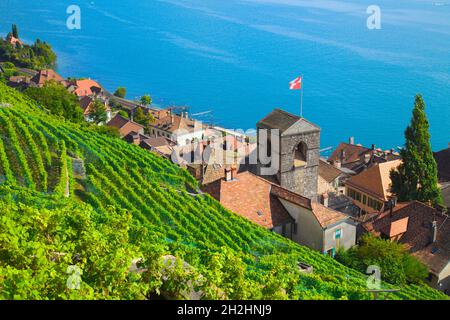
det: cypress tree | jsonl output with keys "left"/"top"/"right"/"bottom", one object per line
{"left": 390, "top": 94, "right": 442, "bottom": 205}
{"left": 12, "top": 24, "right": 19, "bottom": 38}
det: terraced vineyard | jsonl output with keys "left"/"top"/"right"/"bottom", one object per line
{"left": 0, "top": 83, "right": 447, "bottom": 300}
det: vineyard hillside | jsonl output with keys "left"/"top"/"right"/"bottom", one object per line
{"left": 0, "top": 83, "right": 447, "bottom": 300}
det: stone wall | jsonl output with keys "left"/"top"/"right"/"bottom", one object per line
{"left": 279, "top": 131, "right": 320, "bottom": 200}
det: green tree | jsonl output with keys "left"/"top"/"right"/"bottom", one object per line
{"left": 133, "top": 107, "right": 155, "bottom": 134}
{"left": 90, "top": 100, "right": 108, "bottom": 124}
{"left": 390, "top": 94, "right": 442, "bottom": 206}
{"left": 140, "top": 94, "right": 152, "bottom": 107}
{"left": 24, "top": 81, "right": 84, "bottom": 123}
{"left": 118, "top": 109, "right": 129, "bottom": 119}
{"left": 336, "top": 234, "right": 428, "bottom": 285}
{"left": 12, "top": 24, "right": 19, "bottom": 38}
{"left": 114, "top": 87, "right": 126, "bottom": 98}
{"left": 133, "top": 107, "right": 147, "bottom": 125}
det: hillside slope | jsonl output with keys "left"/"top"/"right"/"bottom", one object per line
{"left": 0, "top": 83, "right": 446, "bottom": 300}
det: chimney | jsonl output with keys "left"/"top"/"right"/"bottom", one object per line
{"left": 225, "top": 167, "right": 232, "bottom": 182}
{"left": 389, "top": 197, "right": 397, "bottom": 216}
{"left": 322, "top": 193, "right": 329, "bottom": 207}
{"left": 364, "top": 153, "right": 371, "bottom": 163}
{"left": 231, "top": 166, "right": 237, "bottom": 180}
{"left": 171, "top": 115, "right": 174, "bottom": 124}
{"left": 334, "top": 160, "right": 341, "bottom": 169}
{"left": 349, "top": 137, "right": 355, "bottom": 145}
{"left": 340, "top": 150, "right": 346, "bottom": 161}
{"left": 431, "top": 221, "right": 438, "bottom": 243}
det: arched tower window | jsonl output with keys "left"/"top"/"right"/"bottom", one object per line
{"left": 294, "top": 142, "right": 307, "bottom": 168}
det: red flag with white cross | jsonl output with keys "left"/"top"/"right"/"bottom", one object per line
{"left": 289, "top": 76, "right": 302, "bottom": 90}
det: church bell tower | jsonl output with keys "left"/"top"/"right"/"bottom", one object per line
{"left": 257, "top": 108, "right": 320, "bottom": 200}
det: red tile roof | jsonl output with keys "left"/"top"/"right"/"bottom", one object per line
{"left": 346, "top": 160, "right": 402, "bottom": 201}
{"left": 202, "top": 170, "right": 348, "bottom": 230}
{"left": 319, "top": 159, "right": 343, "bottom": 183}
{"left": 310, "top": 202, "right": 349, "bottom": 228}
{"left": 363, "top": 201, "right": 450, "bottom": 275}
{"left": 73, "top": 79, "right": 102, "bottom": 97}
{"left": 107, "top": 114, "right": 144, "bottom": 137}
{"left": 202, "top": 171, "right": 294, "bottom": 229}
{"left": 31, "top": 69, "right": 65, "bottom": 87}
{"left": 329, "top": 143, "right": 371, "bottom": 166}
{"left": 152, "top": 113, "right": 201, "bottom": 134}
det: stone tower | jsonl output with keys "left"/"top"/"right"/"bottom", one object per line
{"left": 257, "top": 108, "right": 320, "bottom": 200}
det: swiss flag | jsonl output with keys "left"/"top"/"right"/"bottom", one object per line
{"left": 289, "top": 76, "right": 302, "bottom": 90}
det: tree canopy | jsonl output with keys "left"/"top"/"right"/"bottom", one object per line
{"left": 390, "top": 94, "right": 442, "bottom": 206}
{"left": 114, "top": 87, "right": 126, "bottom": 98}
{"left": 90, "top": 99, "right": 108, "bottom": 124}
{"left": 336, "top": 234, "right": 428, "bottom": 286}
{"left": 24, "top": 81, "right": 84, "bottom": 123}
{"left": 133, "top": 107, "right": 155, "bottom": 134}
{"left": 0, "top": 26, "right": 56, "bottom": 70}
{"left": 12, "top": 24, "right": 19, "bottom": 39}
{"left": 140, "top": 94, "right": 152, "bottom": 107}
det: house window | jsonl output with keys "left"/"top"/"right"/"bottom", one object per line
{"left": 293, "top": 223, "right": 298, "bottom": 235}
{"left": 362, "top": 195, "right": 367, "bottom": 205}
{"left": 335, "top": 229, "right": 342, "bottom": 239}
{"left": 282, "top": 224, "right": 286, "bottom": 236}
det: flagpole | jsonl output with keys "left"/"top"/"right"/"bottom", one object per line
{"left": 300, "top": 74, "right": 304, "bottom": 118}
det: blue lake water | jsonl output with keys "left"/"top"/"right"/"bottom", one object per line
{"left": 1, "top": 0, "right": 449, "bottom": 151}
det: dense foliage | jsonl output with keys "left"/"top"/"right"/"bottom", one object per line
{"left": 114, "top": 87, "right": 127, "bottom": 98}
{"left": 390, "top": 94, "right": 442, "bottom": 206}
{"left": 133, "top": 107, "right": 155, "bottom": 133}
{"left": 336, "top": 234, "right": 428, "bottom": 286}
{"left": 0, "top": 83, "right": 447, "bottom": 300}
{"left": 24, "top": 81, "right": 84, "bottom": 123}
{"left": 0, "top": 26, "right": 56, "bottom": 70}
{"left": 0, "top": 62, "right": 18, "bottom": 82}
{"left": 89, "top": 99, "right": 108, "bottom": 124}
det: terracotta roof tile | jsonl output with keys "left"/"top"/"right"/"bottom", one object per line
{"left": 328, "top": 143, "right": 371, "bottom": 166}
{"left": 363, "top": 201, "right": 450, "bottom": 275}
{"left": 31, "top": 69, "right": 65, "bottom": 87}
{"left": 107, "top": 114, "right": 144, "bottom": 137}
{"left": 319, "top": 159, "right": 343, "bottom": 183}
{"left": 73, "top": 79, "right": 102, "bottom": 97}
{"left": 311, "top": 202, "right": 349, "bottom": 228}
{"left": 346, "top": 160, "right": 402, "bottom": 201}
{"left": 202, "top": 171, "right": 294, "bottom": 229}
